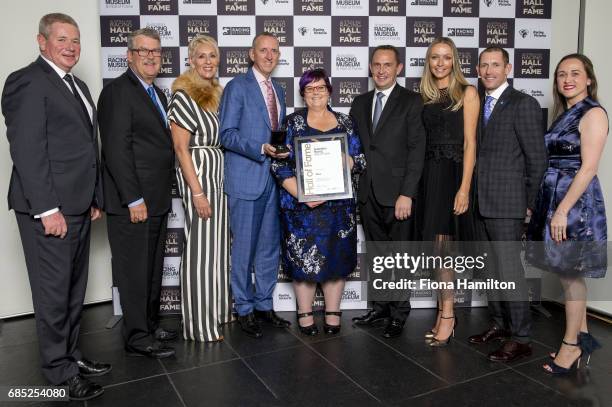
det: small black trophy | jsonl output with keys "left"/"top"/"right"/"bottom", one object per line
{"left": 270, "top": 124, "right": 289, "bottom": 154}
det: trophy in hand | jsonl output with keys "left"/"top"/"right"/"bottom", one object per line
{"left": 270, "top": 123, "right": 289, "bottom": 155}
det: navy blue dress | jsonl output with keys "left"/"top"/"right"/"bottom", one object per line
{"left": 527, "top": 97, "right": 607, "bottom": 278}
{"left": 271, "top": 109, "right": 366, "bottom": 282}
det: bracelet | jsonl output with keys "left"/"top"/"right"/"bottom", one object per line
{"left": 192, "top": 192, "right": 204, "bottom": 197}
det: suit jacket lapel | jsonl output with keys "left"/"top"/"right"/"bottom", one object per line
{"left": 126, "top": 69, "right": 168, "bottom": 130}
{"left": 37, "top": 57, "right": 92, "bottom": 132}
{"left": 365, "top": 91, "right": 375, "bottom": 139}
{"left": 485, "top": 86, "right": 512, "bottom": 128}
{"left": 247, "top": 68, "right": 272, "bottom": 129}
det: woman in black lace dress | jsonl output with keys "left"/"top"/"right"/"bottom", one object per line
{"left": 418, "top": 37, "right": 480, "bottom": 346}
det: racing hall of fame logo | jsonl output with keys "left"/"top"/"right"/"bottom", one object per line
{"left": 406, "top": 17, "right": 443, "bottom": 47}
{"left": 220, "top": 48, "right": 251, "bottom": 76}
{"left": 332, "top": 17, "right": 368, "bottom": 46}
{"left": 479, "top": 19, "right": 514, "bottom": 48}
{"left": 294, "top": 48, "right": 331, "bottom": 76}
{"left": 443, "top": 0, "right": 479, "bottom": 17}
{"left": 140, "top": 0, "right": 178, "bottom": 14}
{"left": 370, "top": 0, "right": 405, "bottom": 16}
{"left": 179, "top": 16, "right": 217, "bottom": 46}
{"left": 332, "top": 78, "right": 368, "bottom": 107}
{"left": 164, "top": 230, "right": 182, "bottom": 256}
{"left": 158, "top": 48, "right": 180, "bottom": 78}
{"left": 218, "top": 0, "right": 254, "bottom": 14}
{"left": 457, "top": 48, "right": 478, "bottom": 78}
{"left": 257, "top": 17, "right": 293, "bottom": 46}
{"left": 293, "top": 0, "right": 330, "bottom": 15}
{"left": 273, "top": 77, "right": 294, "bottom": 108}
{"left": 514, "top": 49, "right": 550, "bottom": 79}
{"left": 516, "top": 0, "right": 551, "bottom": 19}
{"left": 101, "top": 16, "right": 138, "bottom": 47}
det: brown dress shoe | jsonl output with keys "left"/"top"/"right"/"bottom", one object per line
{"left": 488, "top": 340, "right": 532, "bottom": 362}
{"left": 468, "top": 326, "right": 510, "bottom": 344}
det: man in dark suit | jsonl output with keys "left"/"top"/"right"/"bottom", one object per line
{"left": 2, "top": 13, "right": 108, "bottom": 401}
{"left": 468, "top": 47, "right": 547, "bottom": 362}
{"left": 97, "top": 28, "right": 176, "bottom": 358}
{"left": 219, "top": 32, "right": 290, "bottom": 338}
{"left": 350, "top": 45, "right": 426, "bottom": 338}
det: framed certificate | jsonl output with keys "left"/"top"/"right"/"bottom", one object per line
{"left": 294, "top": 132, "right": 353, "bottom": 203}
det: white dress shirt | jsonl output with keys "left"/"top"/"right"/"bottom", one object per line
{"left": 371, "top": 82, "right": 397, "bottom": 123}
{"left": 485, "top": 81, "right": 510, "bottom": 111}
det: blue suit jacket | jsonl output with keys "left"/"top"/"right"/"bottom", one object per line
{"left": 219, "top": 67, "right": 286, "bottom": 200}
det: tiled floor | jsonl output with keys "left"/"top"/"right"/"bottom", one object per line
{"left": 0, "top": 302, "right": 610, "bottom": 406}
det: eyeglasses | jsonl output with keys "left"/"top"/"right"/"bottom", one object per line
{"left": 131, "top": 48, "right": 162, "bottom": 57}
{"left": 304, "top": 85, "right": 328, "bottom": 94}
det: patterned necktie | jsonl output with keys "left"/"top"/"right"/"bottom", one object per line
{"left": 483, "top": 95, "right": 495, "bottom": 126}
{"left": 372, "top": 91, "right": 384, "bottom": 130}
{"left": 264, "top": 80, "right": 279, "bottom": 130}
{"left": 147, "top": 85, "right": 167, "bottom": 127}
{"left": 63, "top": 74, "right": 92, "bottom": 128}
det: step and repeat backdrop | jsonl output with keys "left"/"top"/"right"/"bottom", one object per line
{"left": 99, "top": 0, "right": 552, "bottom": 314}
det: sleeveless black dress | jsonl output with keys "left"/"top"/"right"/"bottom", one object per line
{"left": 418, "top": 89, "right": 475, "bottom": 241}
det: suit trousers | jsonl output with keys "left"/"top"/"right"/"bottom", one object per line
{"left": 15, "top": 211, "right": 90, "bottom": 385}
{"left": 359, "top": 188, "right": 412, "bottom": 322}
{"left": 107, "top": 214, "right": 167, "bottom": 349}
{"left": 228, "top": 176, "right": 280, "bottom": 316}
{"left": 475, "top": 215, "right": 531, "bottom": 342}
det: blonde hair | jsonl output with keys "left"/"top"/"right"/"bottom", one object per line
{"left": 420, "top": 37, "right": 470, "bottom": 111}
{"left": 171, "top": 35, "right": 222, "bottom": 112}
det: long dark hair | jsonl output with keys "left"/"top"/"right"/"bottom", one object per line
{"left": 552, "top": 53, "right": 598, "bottom": 118}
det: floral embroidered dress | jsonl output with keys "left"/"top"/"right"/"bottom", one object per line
{"left": 527, "top": 97, "right": 607, "bottom": 278}
{"left": 271, "top": 109, "right": 366, "bottom": 282}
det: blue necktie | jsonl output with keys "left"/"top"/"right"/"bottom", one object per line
{"left": 373, "top": 91, "right": 384, "bottom": 130}
{"left": 483, "top": 95, "right": 494, "bottom": 126}
{"left": 147, "top": 85, "right": 166, "bottom": 126}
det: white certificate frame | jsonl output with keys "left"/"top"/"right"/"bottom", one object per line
{"left": 295, "top": 132, "right": 353, "bottom": 203}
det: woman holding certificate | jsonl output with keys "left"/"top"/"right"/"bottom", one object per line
{"left": 271, "top": 69, "right": 365, "bottom": 336}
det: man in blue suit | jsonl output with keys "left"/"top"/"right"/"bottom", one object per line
{"left": 220, "top": 32, "right": 290, "bottom": 338}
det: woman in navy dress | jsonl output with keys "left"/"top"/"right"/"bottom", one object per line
{"left": 527, "top": 54, "right": 608, "bottom": 374}
{"left": 271, "top": 69, "right": 365, "bottom": 336}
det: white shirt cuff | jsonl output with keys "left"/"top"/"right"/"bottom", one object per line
{"left": 34, "top": 207, "right": 60, "bottom": 219}
{"left": 128, "top": 198, "right": 144, "bottom": 207}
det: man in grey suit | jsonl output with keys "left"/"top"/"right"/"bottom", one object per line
{"left": 468, "top": 47, "right": 547, "bottom": 362}
{"left": 2, "top": 13, "right": 108, "bottom": 400}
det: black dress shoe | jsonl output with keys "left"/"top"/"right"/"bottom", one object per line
{"left": 488, "top": 340, "right": 532, "bottom": 362}
{"left": 77, "top": 358, "right": 112, "bottom": 377}
{"left": 382, "top": 319, "right": 404, "bottom": 338}
{"left": 62, "top": 374, "right": 104, "bottom": 401}
{"left": 126, "top": 343, "right": 175, "bottom": 359}
{"left": 254, "top": 309, "right": 291, "bottom": 328}
{"left": 323, "top": 311, "right": 342, "bottom": 335}
{"left": 155, "top": 328, "right": 178, "bottom": 341}
{"left": 468, "top": 326, "right": 510, "bottom": 344}
{"left": 297, "top": 311, "right": 319, "bottom": 336}
{"left": 238, "top": 313, "right": 263, "bottom": 338}
{"left": 352, "top": 309, "right": 389, "bottom": 326}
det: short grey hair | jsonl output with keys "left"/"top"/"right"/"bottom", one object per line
{"left": 38, "top": 13, "right": 78, "bottom": 38}
{"left": 251, "top": 31, "right": 278, "bottom": 49}
{"left": 127, "top": 28, "right": 161, "bottom": 50}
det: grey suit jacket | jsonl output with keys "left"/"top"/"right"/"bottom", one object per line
{"left": 476, "top": 86, "right": 547, "bottom": 219}
{"left": 2, "top": 56, "right": 102, "bottom": 216}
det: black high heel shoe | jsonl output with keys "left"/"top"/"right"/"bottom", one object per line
{"left": 297, "top": 311, "right": 319, "bottom": 336}
{"left": 579, "top": 332, "right": 601, "bottom": 365}
{"left": 324, "top": 311, "right": 342, "bottom": 335}
{"left": 428, "top": 315, "right": 456, "bottom": 347}
{"left": 543, "top": 340, "right": 582, "bottom": 374}
{"left": 425, "top": 308, "right": 443, "bottom": 339}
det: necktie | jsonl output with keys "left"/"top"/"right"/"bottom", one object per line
{"left": 63, "top": 74, "right": 91, "bottom": 128}
{"left": 263, "top": 80, "right": 279, "bottom": 130}
{"left": 372, "top": 91, "right": 384, "bottom": 130}
{"left": 483, "top": 95, "right": 495, "bottom": 126}
{"left": 147, "top": 85, "right": 167, "bottom": 127}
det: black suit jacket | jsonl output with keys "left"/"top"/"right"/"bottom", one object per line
{"left": 350, "top": 84, "right": 426, "bottom": 207}
{"left": 97, "top": 69, "right": 173, "bottom": 216}
{"left": 2, "top": 56, "right": 102, "bottom": 216}
{"left": 476, "top": 86, "right": 547, "bottom": 219}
